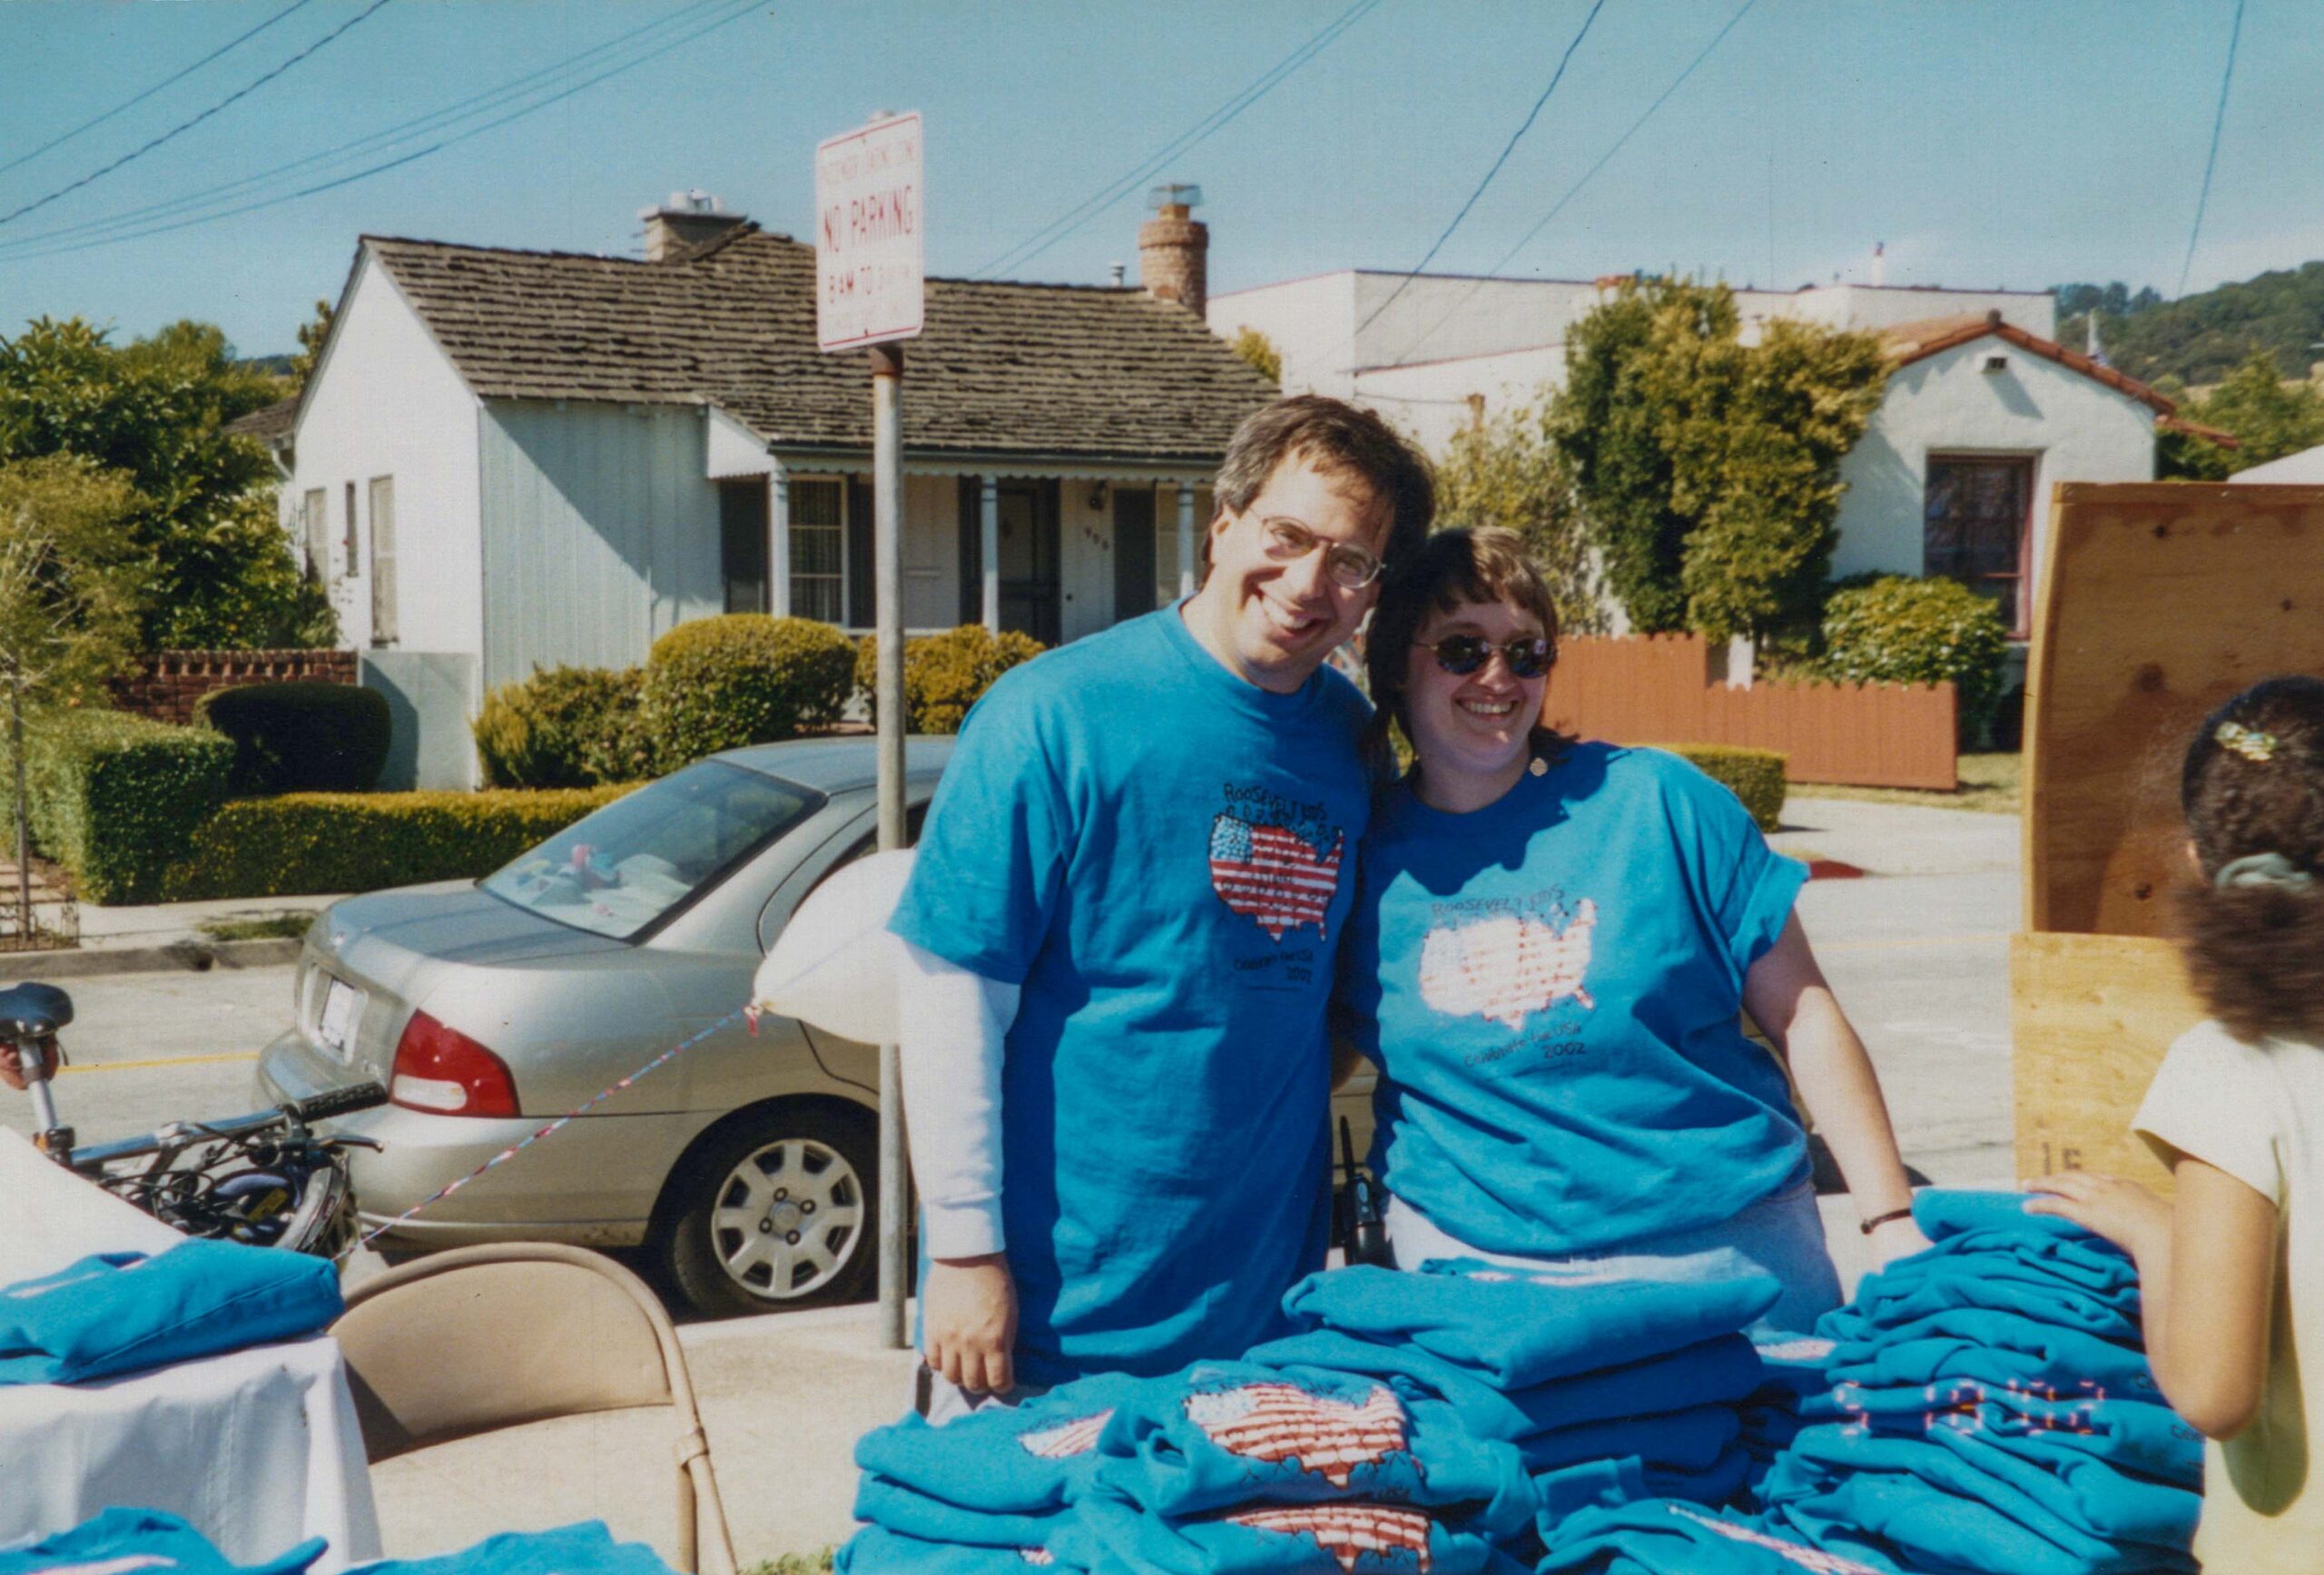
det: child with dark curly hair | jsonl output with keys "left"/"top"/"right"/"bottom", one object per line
{"left": 2028, "top": 674, "right": 2324, "bottom": 1574}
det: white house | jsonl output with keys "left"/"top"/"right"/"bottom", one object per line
{"left": 2229, "top": 443, "right": 2324, "bottom": 483}
{"left": 1211, "top": 270, "right": 2206, "bottom": 643}
{"left": 250, "top": 197, "right": 1270, "bottom": 786}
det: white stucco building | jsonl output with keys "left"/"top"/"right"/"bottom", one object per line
{"left": 1211, "top": 271, "right": 2205, "bottom": 642}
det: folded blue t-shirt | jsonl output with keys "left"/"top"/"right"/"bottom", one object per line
{"left": 1537, "top": 1500, "right": 1910, "bottom": 1575}
{"left": 835, "top": 1524, "right": 1088, "bottom": 1575}
{"left": 0, "top": 1510, "right": 325, "bottom": 1575}
{"left": 1819, "top": 1310, "right": 2158, "bottom": 1401}
{"left": 1794, "top": 1389, "right": 2201, "bottom": 1489}
{"left": 1281, "top": 1264, "right": 1778, "bottom": 1391}
{"left": 350, "top": 1523, "right": 675, "bottom": 1575}
{"left": 1071, "top": 1485, "right": 1525, "bottom": 1575}
{"left": 0, "top": 1243, "right": 343, "bottom": 1385}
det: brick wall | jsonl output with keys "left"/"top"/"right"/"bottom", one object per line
{"left": 113, "top": 649, "right": 358, "bottom": 725}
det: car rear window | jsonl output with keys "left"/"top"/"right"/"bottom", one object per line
{"left": 482, "top": 761, "right": 820, "bottom": 940}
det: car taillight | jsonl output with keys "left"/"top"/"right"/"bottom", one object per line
{"left": 390, "top": 1011, "right": 519, "bottom": 1117}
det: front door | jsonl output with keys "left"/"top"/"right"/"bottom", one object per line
{"left": 996, "top": 479, "right": 1061, "bottom": 645}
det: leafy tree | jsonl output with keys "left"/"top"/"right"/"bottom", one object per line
{"left": 0, "top": 316, "right": 333, "bottom": 649}
{"left": 0, "top": 456, "right": 147, "bottom": 704}
{"left": 2159, "top": 350, "right": 2324, "bottom": 480}
{"left": 287, "top": 298, "right": 334, "bottom": 391}
{"left": 1547, "top": 278, "right": 1886, "bottom": 641}
{"left": 1229, "top": 327, "right": 1281, "bottom": 384}
{"left": 2055, "top": 261, "right": 2324, "bottom": 385}
{"left": 1433, "top": 396, "right": 1600, "bottom": 633}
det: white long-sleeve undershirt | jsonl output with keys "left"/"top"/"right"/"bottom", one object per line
{"left": 897, "top": 938, "right": 1018, "bottom": 1259}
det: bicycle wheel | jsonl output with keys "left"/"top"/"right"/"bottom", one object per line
{"left": 179, "top": 1154, "right": 354, "bottom": 1256}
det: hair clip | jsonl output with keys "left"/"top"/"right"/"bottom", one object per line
{"left": 2215, "top": 851, "right": 2318, "bottom": 894}
{"left": 2215, "top": 721, "right": 2280, "bottom": 763}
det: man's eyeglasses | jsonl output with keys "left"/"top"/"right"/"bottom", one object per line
{"left": 1257, "top": 517, "right": 1384, "bottom": 590}
{"left": 1415, "top": 634, "right": 1554, "bottom": 680}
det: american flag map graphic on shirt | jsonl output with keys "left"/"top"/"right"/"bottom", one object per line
{"left": 1209, "top": 812, "right": 1344, "bottom": 941}
{"left": 1226, "top": 1503, "right": 1433, "bottom": 1574}
{"left": 1183, "top": 1381, "right": 1407, "bottom": 1488}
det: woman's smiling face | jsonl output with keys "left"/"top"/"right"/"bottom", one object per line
{"left": 1403, "top": 596, "right": 1551, "bottom": 810}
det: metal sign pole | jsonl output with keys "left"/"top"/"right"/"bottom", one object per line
{"left": 872, "top": 341, "right": 909, "bottom": 1347}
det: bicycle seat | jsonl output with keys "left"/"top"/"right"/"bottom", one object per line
{"left": 0, "top": 980, "right": 73, "bottom": 1039}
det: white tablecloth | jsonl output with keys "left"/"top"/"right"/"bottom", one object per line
{"left": 0, "top": 1131, "right": 383, "bottom": 1572}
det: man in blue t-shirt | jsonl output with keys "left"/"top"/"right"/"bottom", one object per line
{"left": 888, "top": 397, "right": 1433, "bottom": 1414}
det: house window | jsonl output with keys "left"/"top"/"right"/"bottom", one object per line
{"left": 719, "top": 480, "right": 769, "bottom": 614}
{"left": 301, "top": 488, "right": 327, "bottom": 580}
{"left": 1924, "top": 456, "right": 2034, "bottom": 637}
{"left": 343, "top": 481, "right": 358, "bottom": 571}
{"left": 789, "top": 477, "right": 845, "bottom": 624}
{"left": 368, "top": 477, "right": 397, "bottom": 645}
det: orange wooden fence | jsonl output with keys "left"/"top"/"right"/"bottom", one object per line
{"left": 1543, "top": 635, "right": 1958, "bottom": 790}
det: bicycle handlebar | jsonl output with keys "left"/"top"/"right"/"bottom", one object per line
{"left": 67, "top": 1081, "right": 389, "bottom": 1173}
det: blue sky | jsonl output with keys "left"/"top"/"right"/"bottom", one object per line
{"left": 0, "top": 0, "right": 2312, "bottom": 359}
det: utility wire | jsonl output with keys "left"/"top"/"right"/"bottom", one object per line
{"left": 2175, "top": 0, "right": 2245, "bottom": 300}
{"left": 1339, "top": 0, "right": 1757, "bottom": 376}
{"left": 971, "top": 0, "right": 1384, "bottom": 281}
{"left": 0, "top": 0, "right": 738, "bottom": 256}
{"left": 1349, "top": 0, "right": 1606, "bottom": 342}
{"left": 0, "top": 0, "right": 397, "bottom": 229}
{"left": 0, "top": 0, "right": 766, "bottom": 265}
{"left": 0, "top": 0, "right": 319, "bottom": 179}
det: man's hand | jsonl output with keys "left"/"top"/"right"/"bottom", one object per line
{"left": 0, "top": 1036, "right": 59, "bottom": 1092}
{"left": 922, "top": 1253, "right": 1019, "bottom": 1395}
{"left": 2024, "top": 1171, "right": 2172, "bottom": 1261}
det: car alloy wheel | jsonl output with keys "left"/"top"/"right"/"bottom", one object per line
{"left": 663, "top": 1102, "right": 880, "bottom": 1316}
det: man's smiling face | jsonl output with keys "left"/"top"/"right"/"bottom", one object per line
{"left": 1188, "top": 451, "right": 1386, "bottom": 694}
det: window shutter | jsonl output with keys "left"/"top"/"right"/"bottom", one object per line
{"left": 847, "top": 477, "right": 874, "bottom": 628}
{"left": 368, "top": 477, "right": 397, "bottom": 645}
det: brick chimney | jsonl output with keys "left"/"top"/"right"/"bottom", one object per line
{"left": 639, "top": 190, "right": 745, "bottom": 261}
{"left": 1138, "top": 184, "right": 1208, "bottom": 315}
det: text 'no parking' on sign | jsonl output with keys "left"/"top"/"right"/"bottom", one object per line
{"left": 814, "top": 111, "right": 924, "bottom": 353}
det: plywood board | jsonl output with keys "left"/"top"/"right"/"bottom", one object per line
{"left": 2012, "top": 931, "right": 2207, "bottom": 1194}
{"left": 2024, "top": 483, "right": 2324, "bottom": 936}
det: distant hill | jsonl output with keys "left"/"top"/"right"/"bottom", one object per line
{"left": 238, "top": 353, "right": 296, "bottom": 378}
{"left": 2054, "top": 261, "right": 2324, "bottom": 388}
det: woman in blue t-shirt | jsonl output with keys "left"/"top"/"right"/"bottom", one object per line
{"left": 1339, "top": 527, "right": 1929, "bottom": 1336}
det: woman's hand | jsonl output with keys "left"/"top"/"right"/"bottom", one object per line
{"left": 2023, "top": 1170, "right": 2172, "bottom": 1261}
{"left": 0, "top": 1035, "right": 59, "bottom": 1092}
{"left": 1865, "top": 1212, "right": 1933, "bottom": 1266}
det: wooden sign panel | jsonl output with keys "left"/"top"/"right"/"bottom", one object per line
{"left": 2012, "top": 931, "right": 2205, "bottom": 1194}
{"left": 2024, "top": 483, "right": 2324, "bottom": 936}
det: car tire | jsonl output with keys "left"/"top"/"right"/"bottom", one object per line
{"left": 661, "top": 1102, "right": 881, "bottom": 1317}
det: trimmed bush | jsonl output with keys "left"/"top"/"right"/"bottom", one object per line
{"left": 1666, "top": 743, "right": 1788, "bottom": 832}
{"left": 194, "top": 682, "right": 390, "bottom": 794}
{"left": 162, "top": 784, "right": 636, "bottom": 901}
{"left": 640, "top": 615, "right": 855, "bottom": 771}
{"left": 472, "top": 665, "right": 646, "bottom": 788}
{"left": 853, "top": 625, "right": 1047, "bottom": 733}
{"left": 1820, "top": 575, "right": 2009, "bottom": 746}
{"left": 15, "top": 708, "right": 234, "bottom": 903}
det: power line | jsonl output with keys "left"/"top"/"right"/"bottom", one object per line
{"left": 970, "top": 0, "right": 1384, "bottom": 281}
{"left": 0, "top": 0, "right": 740, "bottom": 256}
{"left": 0, "top": 0, "right": 398, "bottom": 229}
{"left": 2176, "top": 0, "right": 2246, "bottom": 300}
{"left": 1349, "top": 0, "right": 1606, "bottom": 342}
{"left": 1350, "top": 0, "right": 1758, "bottom": 375}
{"left": 0, "top": 0, "right": 767, "bottom": 265}
{"left": 0, "top": 0, "right": 319, "bottom": 179}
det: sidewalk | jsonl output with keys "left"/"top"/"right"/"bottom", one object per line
{"left": 18, "top": 893, "right": 340, "bottom": 978}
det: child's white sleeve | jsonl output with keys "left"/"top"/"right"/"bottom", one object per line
{"left": 899, "top": 938, "right": 1019, "bottom": 1258}
{"left": 2132, "top": 1021, "right": 2285, "bottom": 1206}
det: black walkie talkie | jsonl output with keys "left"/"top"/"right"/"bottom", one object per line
{"left": 1339, "top": 1116, "right": 1392, "bottom": 1267}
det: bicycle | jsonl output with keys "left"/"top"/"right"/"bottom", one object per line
{"left": 4, "top": 979, "right": 389, "bottom": 1258}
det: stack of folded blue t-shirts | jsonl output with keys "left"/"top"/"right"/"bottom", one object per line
{"left": 1748, "top": 1190, "right": 2203, "bottom": 1575}
{"left": 1248, "top": 1262, "right": 1777, "bottom": 1542}
{"left": 842, "top": 1355, "right": 1536, "bottom": 1572}
{"left": 2, "top": 1512, "right": 674, "bottom": 1575}
{"left": 1533, "top": 1499, "right": 1911, "bottom": 1574}
{"left": 0, "top": 1240, "right": 344, "bottom": 1386}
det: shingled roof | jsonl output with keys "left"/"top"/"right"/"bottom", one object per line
{"left": 360, "top": 225, "right": 1275, "bottom": 463}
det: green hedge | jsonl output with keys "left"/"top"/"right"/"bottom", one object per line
{"left": 1663, "top": 743, "right": 1787, "bottom": 832}
{"left": 472, "top": 664, "right": 646, "bottom": 788}
{"left": 15, "top": 708, "right": 234, "bottom": 903}
{"left": 162, "top": 783, "right": 636, "bottom": 901}
{"left": 194, "top": 682, "right": 391, "bottom": 794}
{"left": 853, "top": 625, "right": 1047, "bottom": 733}
{"left": 640, "top": 615, "right": 855, "bottom": 772}
{"left": 1820, "top": 575, "right": 2010, "bottom": 747}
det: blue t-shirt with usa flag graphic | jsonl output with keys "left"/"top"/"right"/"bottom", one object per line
{"left": 891, "top": 604, "right": 1371, "bottom": 1385}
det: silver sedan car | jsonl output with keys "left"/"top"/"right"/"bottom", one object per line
{"left": 258, "top": 735, "right": 1377, "bottom": 1317}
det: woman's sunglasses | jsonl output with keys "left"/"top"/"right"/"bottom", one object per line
{"left": 1415, "top": 635, "right": 1554, "bottom": 680}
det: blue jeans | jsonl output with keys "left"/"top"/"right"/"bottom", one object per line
{"left": 1383, "top": 1176, "right": 1843, "bottom": 1342}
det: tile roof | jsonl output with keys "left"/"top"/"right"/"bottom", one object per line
{"left": 224, "top": 395, "right": 298, "bottom": 445}
{"left": 1877, "top": 312, "right": 2178, "bottom": 416}
{"left": 363, "top": 225, "right": 1275, "bottom": 463}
